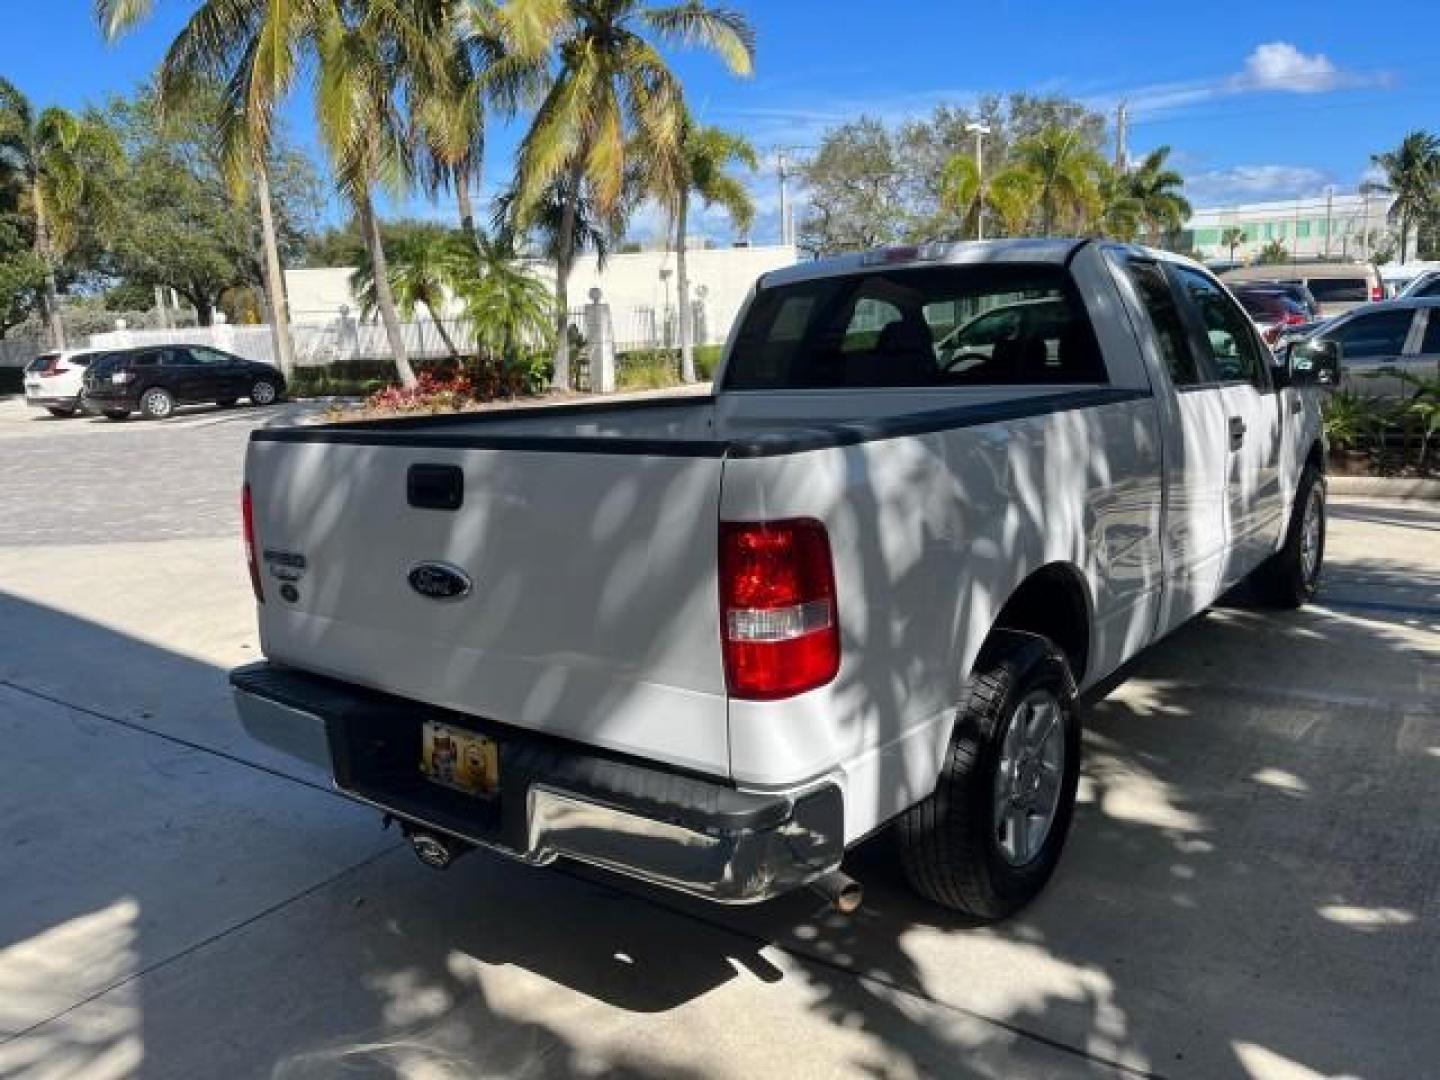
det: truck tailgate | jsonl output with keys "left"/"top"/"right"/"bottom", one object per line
{"left": 244, "top": 436, "right": 730, "bottom": 776}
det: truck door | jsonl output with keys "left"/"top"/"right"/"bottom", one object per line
{"left": 1112, "top": 255, "right": 1231, "bottom": 632}
{"left": 1169, "top": 265, "right": 1286, "bottom": 583}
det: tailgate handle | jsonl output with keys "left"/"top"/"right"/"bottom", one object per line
{"left": 407, "top": 464, "right": 464, "bottom": 511}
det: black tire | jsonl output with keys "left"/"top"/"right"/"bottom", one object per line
{"left": 139, "top": 387, "right": 175, "bottom": 420}
{"left": 898, "top": 629, "right": 1081, "bottom": 921}
{"left": 46, "top": 406, "right": 75, "bottom": 418}
{"left": 217, "top": 398, "right": 238, "bottom": 408}
{"left": 250, "top": 378, "right": 280, "bottom": 406}
{"left": 102, "top": 408, "right": 130, "bottom": 421}
{"left": 1249, "top": 464, "right": 1325, "bottom": 608}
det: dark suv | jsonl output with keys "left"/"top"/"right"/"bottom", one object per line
{"left": 82, "top": 345, "right": 286, "bottom": 420}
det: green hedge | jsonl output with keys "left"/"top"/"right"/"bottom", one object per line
{"left": 614, "top": 344, "right": 724, "bottom": 390}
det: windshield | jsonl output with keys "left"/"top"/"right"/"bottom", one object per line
{"left": 723, "top": 264, "right": 1106, "bottom": 390}
{"left": 1306, "top": 278, "right": 1369, "bottom": 302}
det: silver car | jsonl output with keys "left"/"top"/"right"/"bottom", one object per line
{"left": 1306, "top": 297, "right": 1440, "bottom": 398}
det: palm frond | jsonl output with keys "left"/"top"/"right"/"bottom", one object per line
{"left": 642, "top": 3, "right": 754, "bottom": 76}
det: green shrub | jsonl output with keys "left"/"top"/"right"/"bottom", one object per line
{"left": 693, "top": 344, "right": 724, "bottom": 381}
{"left": 617, "top": 348, "right": 681, "bottom": 390}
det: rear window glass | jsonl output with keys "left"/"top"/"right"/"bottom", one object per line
{"left": 1306, "top": 278, "right": 1369, "bottom": 302}
{"left": 25, "top": 353, "right": 59, "bottom": 374}
{"left": 1236, "top": 292, "right": 1283, "bottom": 317}
{"left": 724, "top": 265, "right": 1107, "bottom": 390}
{"left": 68, "top": 354, "right": 94, "bottom": 367}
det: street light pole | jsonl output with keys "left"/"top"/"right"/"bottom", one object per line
{"left": 964, "top": 122, "right": 992, "bottom": 240}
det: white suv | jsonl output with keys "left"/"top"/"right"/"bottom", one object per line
{"left": 23, "top": 349, "right": 101, "bottom": 417}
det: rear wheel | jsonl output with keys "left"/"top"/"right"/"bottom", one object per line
{"left": 250, "top": 378, "right": 279, "bottom": 406}
{"left": 216, "top": 399, "right": 238, "bottom": 408}
{"left": 898, "top": 630, "right": 1081, "bottom": 921}
{"left": 139, "top": 387, "right": 175, "bottom": 420}
{"left": 1249, "top": 464, "right": 1325, "bottom": 608}
{"left": 46, "top": 406, "right": 75, "bottom": 418}
{"left": 102, "top": 408, "right": 129, "bottom": 421}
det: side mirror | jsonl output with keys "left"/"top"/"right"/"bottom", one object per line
{"left": 1288, "top": 338, "right": 1342, "bottom": 389}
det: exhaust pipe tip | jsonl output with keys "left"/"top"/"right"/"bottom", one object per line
{"left": 409, "top": 831, "right": 466, "bottom": 871}
{"left": 810, "top": 870, "right": 863, "bottom": 914}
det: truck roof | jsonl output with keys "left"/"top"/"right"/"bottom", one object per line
{"left": 761, "top": 239, "right": 1089, "bottom": 290}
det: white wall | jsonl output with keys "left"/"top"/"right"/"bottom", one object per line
{"left": 284, "top": 244, "right": 797, "bottom": 348}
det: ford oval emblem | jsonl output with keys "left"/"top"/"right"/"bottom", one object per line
{"left": 407, "top": 562, "right": 472, "bottom": 601}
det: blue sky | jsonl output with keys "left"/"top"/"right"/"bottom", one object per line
{"left": 5, "top": 1, "right": 1439, "bottom": 244}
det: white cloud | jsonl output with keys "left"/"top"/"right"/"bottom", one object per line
{"left": 1184, "top": 165, "right": 1332, "bottom": 205}
{"left": 1234, "top": 42, "right": 1341, "bottom": 93}
{"left": 1119, "top": 41, "right": 1382, "bottom": 118}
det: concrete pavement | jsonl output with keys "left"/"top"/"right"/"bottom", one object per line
{"left": 0, "top": 398, "right": 1436, "bottom": 1078}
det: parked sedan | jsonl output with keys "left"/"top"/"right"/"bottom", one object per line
{"left": 22, "top": 349, "right": 102, "bottom": 417}
{"left": 1302, "top": 297, "right": 1440, "bottom": 398}
{"left": 82, "top": 345, "right": 285, "bottom": 420}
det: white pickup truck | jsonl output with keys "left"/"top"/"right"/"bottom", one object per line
{"left": 232, "top": 240, "right": 1336, "bottom": 921}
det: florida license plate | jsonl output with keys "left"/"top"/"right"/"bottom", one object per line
{"left": 420, "top": 721, "right": 499, "bottom": 797}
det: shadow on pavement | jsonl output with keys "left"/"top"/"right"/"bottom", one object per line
{"left": 1, "top": 536, "right": 1438, "bottom": 1077}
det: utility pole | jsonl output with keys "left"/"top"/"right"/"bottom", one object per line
{"left": 964, "top": 122, "right": 991, "bottom": 240}
{"left": 1114, "top": 102, "right": 1129, "bottom": 171}
{"left": 776, "top": 149, "right": 792, "bottom": 249}
{"left": 1323, "top": 185, "right": 1335, "bottom": 259}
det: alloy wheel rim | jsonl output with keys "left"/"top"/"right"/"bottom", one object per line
{"left": 145, "top": 390, "right": 171, "bottom": 417}
{"left": 254, "top": 382, "right": 276, "bottom": 405}
{"left": 1300, "top": 488, "right": 1323, "bottom": 585}
{"left": 994, "top": 689, "right": 1066, "bottom": 867}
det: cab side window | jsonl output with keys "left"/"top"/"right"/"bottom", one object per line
{"left": 1172, "top": 266, "right": 1271, "bottom": 392}
{"left": 1123, "top": 259, "right": 1203, "bottom": 387}
{"left": 1328, "top": 309, "right": 1415, "bottom": 360}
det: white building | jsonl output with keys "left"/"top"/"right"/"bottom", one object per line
{"left": 284, "top": 243, "right": 797, "bottom": 352}
{"left": 1184, "top": 191, "right": 1395, "bottom": 264}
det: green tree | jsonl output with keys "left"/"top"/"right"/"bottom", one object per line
{"left": 312, "top": 0, "right": 455, "bottom": 388}
{"left": 1126, "top": 146, "right": 1191, "bottom": 244}
{"left": 0, "top": 79, "right": 119, "bottom": 347}
{"left": 501, "top": 0, "right": 755, "bottom": 390}
{"left": 352, "top": 225, "right": 470, "bottom": 357}
{"left": 1222, "top": 225, "right": 1247, "bottom": 261}
{"left": 1371, "top": 130, "right": 1440, "bottom": 264}
{"left": 662, "top": 118, "right": 755, "bottom": 383}
{"left": 461, "top": 232, "right": 554, "bottom": 368}
{"left": 1089, "top": 161, "right": 1141, "bottom": 240}
{"left": 104, "top": 85, "right": 322, "bottom": 326}
{"left": 0, "top": 214, "right": 44, "bottom": 338}
{"left": 1258, "top": 239, "right": 1290, "bottom": 264}
{"left": 799, "top": 117, "right": 905, "bottom": 255}
{"left": 1011, "top": 124, "right": 1103, "bottom": 235}
{"left": 96, "top": 0, "right": 325, "bottom": 375}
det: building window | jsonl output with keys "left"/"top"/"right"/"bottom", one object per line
{"left": 1194, "top": 227, "right": 1221, "bottom": 245}
{"left": 1297, "top": 220, "right": 1311, "bottom": 239}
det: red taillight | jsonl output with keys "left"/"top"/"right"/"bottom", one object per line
{"left": 719, "top": 519, "right": 839, "bottom": 700}
{"left": 1282, "top": 311, "right": 1306, "bottom": 326}
{"left": 1370, "top": 285, "right": 1384, "bottom": 301}
{"left": 242, "top": 483, "right": 264, "bottom": 603}
{"left": 41, "top": 365, "right": 69, "bottom": 378}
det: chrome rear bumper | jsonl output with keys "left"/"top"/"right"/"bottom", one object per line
{"left": 231, "top": 662, "right": 844, "bottom": 904}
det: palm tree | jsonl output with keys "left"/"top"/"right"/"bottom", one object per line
{"left": 1372, "top": 130, "right": 1440, "bottom": 263}
{"left": 1012, "top": 124, "right": 1103, "bottom": 236}
{"left": 1127, "top": 146, "right": 1191, "bottom": 244}
{"left": 1222, "top": 225, "right": 1246, "bottom": 261}
{"left": 461, "top": 232, "right": 554, "bottom": 370}
{"left": 352, "top": 225, "right": 470, "bottom": 357}
{"left": 987, "top": 167, "right": 1041, "bottom": 237}
{"left": 313, "top": 0, "right": 454, "bottom": 389}
{"left": 95, "top": 0, "right": 308, "bottom": 376}
{"left": 499, "top": 0, "right": 755, "bottom": 390}
{"left": 413, "top": 2, "right": 545, "bottom": 247}
{"left": 663, "top": 118, "right": 755, "bottom": 383}
{"left": 1089, "top": 161, "right": 1141, "bottom": 240}
{"left": 0, "top": 80, "right": 118, "bottom": 348}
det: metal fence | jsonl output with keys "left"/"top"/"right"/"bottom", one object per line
{"left": 77, "top": 299, "right": 744, "bottom": 372}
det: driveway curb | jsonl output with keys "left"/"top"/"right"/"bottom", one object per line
{"left": 1328, "top": 475, "right": 1440, "bottom": 501}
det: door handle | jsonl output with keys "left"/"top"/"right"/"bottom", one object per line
{"left": 1228, "top": 416, "right": 1247, "bottom": 450}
